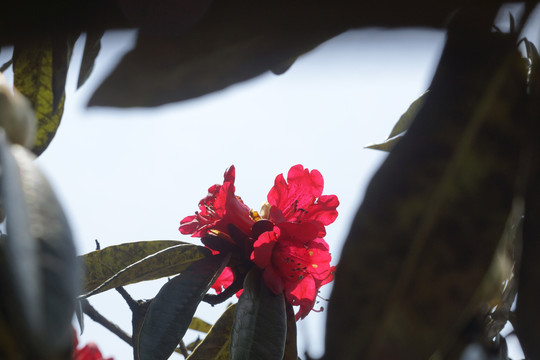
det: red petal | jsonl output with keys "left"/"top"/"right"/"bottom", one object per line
{"left": 251, "top": 227, "right": 279, "bottom": 268}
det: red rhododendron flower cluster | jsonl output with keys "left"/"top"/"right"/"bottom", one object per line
{"left": 180, "top": 165, "right": 338, "bottom": 320}
{"left": 73, "top": 332, "right": 113, "bottom": 360}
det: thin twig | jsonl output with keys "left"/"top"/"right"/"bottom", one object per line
{"left": 0, "top": 59, "right": 12, "bottom": 73}
{"left": 179, "top": 340, "right": 189, "bottom": 358}
{"left": 80, "top": 298, "right": 132, "bottom": 346}
{"left": 116, "top": 286, "right": 141, "bottom": 312}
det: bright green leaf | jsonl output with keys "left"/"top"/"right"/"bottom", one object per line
{"left": 137, "top": 253, "right": 229, "bottom": 360}
{"left": 230, "top": 269, "right": 286, "bottom": 360}
{"left": 189, "top": 317, "right": 213, "bottom": 333}
{"left": 326, "top": 15, "right": 527, "bottom": 360}
{"left": 187, "top": 304, "right": 236, "bottom": 360}
{"left": 81, "top": 241, "right": 212, "bottom": 297}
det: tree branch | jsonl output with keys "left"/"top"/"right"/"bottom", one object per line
{"left": 80, "top": 298, "right": 132, "bottom": 346}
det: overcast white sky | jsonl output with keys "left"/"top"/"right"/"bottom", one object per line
{"left": 2, "top": 10, "right": 533, "bottom": 358}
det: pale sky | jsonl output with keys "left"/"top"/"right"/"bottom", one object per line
{"left": 1, "top": 17, "right": 529, "bottom": 359}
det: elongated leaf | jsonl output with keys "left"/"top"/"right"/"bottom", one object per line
{"left": 366, "top": 91, "right": 427, "bottom": 152}
{"left": 187, "top": 304, "right": 236, "bottom": 360}
{"left": 326, "top": 10, "right": 527, "bottom": 360}
{"left": 81, "top": 241, "right": 212, "bottom": 297}
{"left": 88, "top": 0, "right": 349, "bottom": 107}
{"left": 515, "top": 39, "right": 540, "bottom": 359}
{"left": 12, "top": 35, "right": 74, "bottom": 155}
{"left": 77, "top": 30, "right": 105, "bottom": 89}
{"left": 283, "top": 301, "right": 297, "bottom": 360}
{"left": 230, "top": 268, "right": 287, "bottom": 360}
{"left": 0, "top": 135, "right": 78, "bottom": 357}
{"left": 189, "top": 317, "right": 213, "bottom": 333}
{"left": 81, "top": 240, "right": 193, "bottom": 292}
{"left": 137, "top": 253, "right": 229, "bottom": 360}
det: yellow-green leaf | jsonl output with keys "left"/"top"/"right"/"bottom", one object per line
{"left": 12, "top": 35, "right": 73, "bottom": 155}
{"left": 189, "top": 317, "right": 213, "bottom": 333}
{"left": 80, "top": 240, "right": 212, "bottom": 297}
{"left": 187, "top": 304, "right": 236, "bottom": 360}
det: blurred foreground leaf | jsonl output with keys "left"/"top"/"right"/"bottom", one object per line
{"left": 515, "top": 39, "right": 540, "bottom": 359}
{"left": 81, "top": 240, "right": 212, "bottom": 297}
{"left": 136, "top": 253, "right": 229, "bottom": 360}
{"left": 187, "top": 304, "right": 236, "bottom": 360}
{"left": 326, "top": 8, "right": 527, "bottom": 360}
{"left": 0, "top": 131, "right": 77, "bottom": 357}
{"left": 230, "top": 269, "right": 287, "bottom": 360}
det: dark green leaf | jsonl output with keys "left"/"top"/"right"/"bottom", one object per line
{"left": 12, "top": 35, "right": 70, "bottom": 155}
{"left": 283, "top": 302, "right": 298, "bottom": 360}
{"left": 187, "top": 304, "right": 236, "bottom": 360}
{"left": 365, "top": 91, "right": 427, "bottom": 152}
{"left": 77, "top": 30, "right": 105, "bottom": 89}
{"left": 81, "top": 241, "right": 212, "bottom": 297}
{"left": 326, "top": 10, "right": 527, "bottom": 360}
{"left": 0, "top": 133, "right": 78, "bottom": 356}
{"left": 52, "top": 32, "right": 78, "bottom": 110}
{"left": 230, "top": 268, "right": 286, "bottom": 360}
{"left": 88, "top": 0, "right": 350, "bottom": 107}
{"left": 515, "top": 39, "right": 540, "bottom": 360}
{"left": 189, "top": 317, "right": 213, "bottom": 333}
{"left": 137, "top": 253, "right": 229, "bottom": 360}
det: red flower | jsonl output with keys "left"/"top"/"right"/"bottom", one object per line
{"left": 267, "top": 165, "right": 339, "bottom": 236}
{"left": 73, "top": 332, "right": 113, "bottom": 360}
{"left": 179, "top": 165, "right": 338, "bottom": 320}
{"left": 251, "top": 222, "right": 335, "bottom": 320}
{"left": 211, "top": 267, "right": 243, "bottom": 297}
{"left": 179, "top": 166, "right": 254, "bottom": 238}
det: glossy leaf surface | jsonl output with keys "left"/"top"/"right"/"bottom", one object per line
{"left": 137, "top": 254, "right": 229, "bottom": 360}
{"left": 230, "top": 269, "right": 287, "bottom": 360}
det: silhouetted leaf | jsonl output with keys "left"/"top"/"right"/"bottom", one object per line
{"left": 515, "top": 38, "right": 540, "bottom": 360}
{"left": 189, "top": 317, "right": 213, "bottom": 333}
{"left": 366, "top": 91, "right": 427, "bottom": 152}
{"left": 326, "top": 8, "right": 527, "bottom": 360}
{"left": 230, "top": 268, "right": 287, "bottom": 360}
{"left": 88, "top": 0, "right": 351, "bottom": 107}
{"left": 81, "top": 241, "right": 212, "bottom": 297}
{"left": 12, "top": 35, "right": 74, "bottom": 155}
{"left": 77, "top": 30, "right": 105, "bottom": 89}
{"left": 137, "top": 253, "right": 229, "bottom": 360}
{"left": 187, "top": 304, "right": 236, "bottom": 360}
